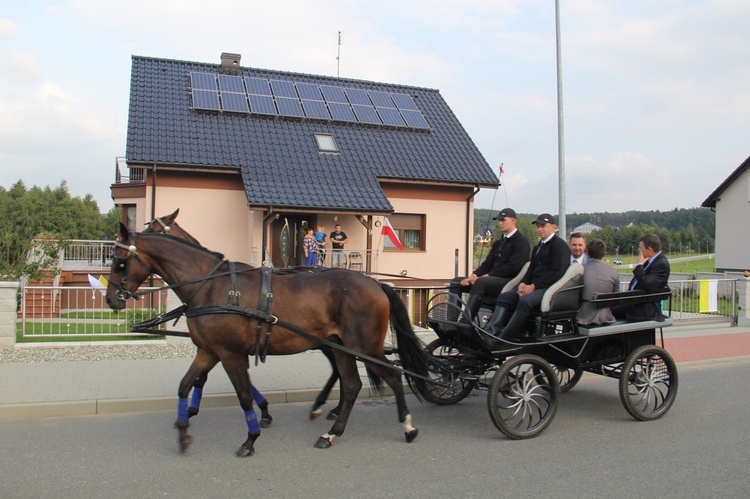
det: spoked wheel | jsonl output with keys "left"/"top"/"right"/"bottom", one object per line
{"left": 619, "top": 345, "right": 678, "bottom": 421}
{"left": 416, "top": 338, "right": 477, "bottom": 405}
{"left": 488, "top": 354, "right": 560, "bottom": 439}
{"left": 551, "top": 364, "right": 583, "bottom": 393}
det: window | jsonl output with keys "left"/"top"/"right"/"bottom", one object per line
{"left": 125, "top": 205, "right": 137, "bottom": 232}
{"left": 314, "top": 133, "right": 339, "bottom": 153}
{"left": 383, "top": 214, "right": 425, "bottom": 251}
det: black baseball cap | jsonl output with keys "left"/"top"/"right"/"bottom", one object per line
{"left": 493, "top": 208, "right": 517, "bottom": 220}
{"left": 532, "top": 213, "right": 556, "bottom": 225}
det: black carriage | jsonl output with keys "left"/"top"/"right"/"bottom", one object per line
{"left": 420, "top": 264, "right": 678, "bottom": 439}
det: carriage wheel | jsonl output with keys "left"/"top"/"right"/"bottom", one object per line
{"left": 487, "top": 354, "right": 559, "bottom": 439}
{"left": 416, "top": 339, "right": 476, "bottom": 405}
{"left": 619, "top": 345, "right": 678, "bottom": 421}
{"left": 551, "top": 365, "right": 583, "bottom": 393}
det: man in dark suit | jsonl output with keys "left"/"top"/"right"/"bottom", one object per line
{"left": 613, "top": 233, "right": 670, "bottom": 322}
{"left": 485, "top": 213, "right": 571, "bottom": 343}
{"left": 577, "top": 238, "right": 621, "bottom": 326}
{"left": 448, "top": 208, "right": 531, "bottom": 320}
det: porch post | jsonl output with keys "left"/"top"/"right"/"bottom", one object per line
{"left": 0, "top": 281, "right": 19, "bottom": 349}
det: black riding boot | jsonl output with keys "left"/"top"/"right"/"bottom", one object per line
{"left": 497, "top": 311, "right": 530, "bottom": 342}
{"left": 462, "top": 293, "right": 484, "bottom": 322}
{"left": 485, "top": 306, "right": 512, "bottom": 333}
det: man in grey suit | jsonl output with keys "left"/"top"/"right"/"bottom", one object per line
{"left": 577, "top": 238, "right": 620, "bottom": 326}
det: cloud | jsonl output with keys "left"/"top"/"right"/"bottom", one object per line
{"left": 0, "top": 18, "right": 17, "bottom": 37}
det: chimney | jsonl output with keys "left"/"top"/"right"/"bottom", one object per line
{"left": 221, "top": 52, "right": 241, "bottom": 68}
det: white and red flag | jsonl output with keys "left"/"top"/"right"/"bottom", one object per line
{"left": 382, "top": 217, "right": 404, "bottom": 250}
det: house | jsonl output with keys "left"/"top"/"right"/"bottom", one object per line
{"left": 702, "top": 154, "right": 750, "bottom": 272}
{"left": 571, "top": 222, "right": 601, "bottom": 234}
{"left": 111, "top": 53, "right": 498, "bottom": 280}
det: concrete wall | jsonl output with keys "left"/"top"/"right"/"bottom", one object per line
{"left": 0, "top": 281, "right": 19, "bottom": 349}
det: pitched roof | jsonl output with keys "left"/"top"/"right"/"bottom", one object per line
{"left": 127, "top": 55, "right": 497, "bottom": 213}
{"left": 702, "top": 154, "right": 750, "bottom": 208}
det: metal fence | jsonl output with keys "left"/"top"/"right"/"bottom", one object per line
{"left": 16, "top": 278, "right": 738, "bottom": 341}
{"left": 19, "top": 285, "right": 169, "bottom": 338}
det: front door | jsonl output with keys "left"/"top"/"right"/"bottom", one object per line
{"left": 270, "top": 215, "right": 315, "bottom": 267}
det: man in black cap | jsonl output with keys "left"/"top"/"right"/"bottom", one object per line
{"left": 485, "top": 213, "right": 571, "bottom": 344}
{"left": 448, "top": 208, "right": 531, "bottom": 321}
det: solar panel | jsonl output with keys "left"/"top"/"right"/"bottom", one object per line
{"left": 191, "top": 73, "right": 217, "bottom": 91}
{"left": 377, "top": 107, "right": 405, "bottom": 126}
{"left": 352, "top": 104, "right": 382, "bottom": 124}
{"left": 344, "top": 88, "right": 371, "bottom": 106}
{"left": 391, "top": 93, "right": 419, "bottom": 110}
{"left": 301, "top": 100, "right": 331, "bottom": 120}
{"left": 276, "top": 96, "right": 305, "bottom": 117}
{"left": 400, "top": 109, "right": 430, "bottom": 128}
{"left": 218, "top": 74, "right": 245, "bottom": 93}
{"left": 245, "top": 77, "right": 272, "bottom": 96}
{"left": 296, "top": 83, "right": 323, "bottom": 101}
{"left": 368, "top": 91, "right": 394, "bottom": 108}
{"left": 192, "top": 89, "right": 221, "bottom": 110}
{"left": 328, "top": 102, "right": 356, "bottom": 121}
{"left": 248, "top": 94, "right": 277, "bottom": 115}
{"left": 320, "top": 85, "right": 348, "bottom": 103}
{"left": 270, "top": 80, "right": 297, "bottom": 98}
{"left": 221, "top": 92, "right": 250, "bottom": 113}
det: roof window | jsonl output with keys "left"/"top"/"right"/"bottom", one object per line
{"left": 315, "top": 133, "right": 339, "bottom": 153}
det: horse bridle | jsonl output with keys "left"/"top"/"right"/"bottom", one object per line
{"left": 111, "top": 234, "right": 150, "bottom": 301}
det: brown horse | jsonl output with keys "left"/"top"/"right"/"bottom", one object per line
{"left": 106, "top": 223, "right": 427, "bottom": 456}
{"left": 142, "top": 209, "right": 343, "bottom": 421}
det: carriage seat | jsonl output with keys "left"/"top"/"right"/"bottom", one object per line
{"left": 526, "top": 263, "right": 584, "bottom": 340}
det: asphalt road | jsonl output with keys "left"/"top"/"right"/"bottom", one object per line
{"left": 1, "top": 359, "right": 748, "bottom": 498}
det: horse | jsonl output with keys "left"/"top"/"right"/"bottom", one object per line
{"left": 142, "top": 209, "right": 343, "bottom": 421}
{"left": 106, "top": 223, "right": 428, "bottom": 457}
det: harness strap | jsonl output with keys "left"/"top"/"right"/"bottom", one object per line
{"left": 253, "top": 267, "right": 274, "bottom": 365}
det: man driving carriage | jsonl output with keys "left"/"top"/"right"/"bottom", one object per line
{"left": 484, "top": 213, "right": 571, "bottom": 344}
{"left": 448, "top": 208, "right": 531, "bottom": 321}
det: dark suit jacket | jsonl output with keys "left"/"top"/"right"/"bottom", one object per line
{"left": 473, "top": 231, "right": 531, "bottom": 279}
{"left": 522, "top": 235, "right": 571, "bottom": 290}
{"left": 626, "top": 252, "right": 670, "bottom": 321}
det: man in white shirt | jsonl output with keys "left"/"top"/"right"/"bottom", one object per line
{"left": 569, "top": 232, "right": 589, "bottom": 265}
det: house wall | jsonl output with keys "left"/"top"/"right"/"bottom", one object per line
{"left": 714, "top": 169, "right": 750, "bottom": 271}
{"left": 115, "top": 171, "right": 478, "bottom": 278}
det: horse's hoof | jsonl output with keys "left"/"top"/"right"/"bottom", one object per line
{"left": 314, "top": 436, "right": 333, "bottom": 449}
{"left": 179, "top": 435, "right": 193, "bottom": 454}
{"left": 188, "top": 407, "right": 199, "bottom": 419}
{"left": 235, "top": 445, "right": 255, "bottom": 458}
{"left": 259, "top": 416, "right": 273, "bottom": 428}
{"left": 310, "top": 409, "right": 323, "bottom": 420}
{"left": 326, "top": 411, "right": 338, "bottom": 421}
{"left": 404, "top": 427, "right": 419, "bottom": 443}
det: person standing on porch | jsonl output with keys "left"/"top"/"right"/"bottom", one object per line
{"left": 330, "top": 224, "right": 348, "bottom": 268}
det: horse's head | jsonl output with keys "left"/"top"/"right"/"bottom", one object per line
{"left": 143, "top": 209, "right": 202, "bottom": 247}
{"left": 106, "top": 222, "right": 153, "bottom": 310}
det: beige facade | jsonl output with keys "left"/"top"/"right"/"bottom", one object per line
{"left": 709, "top": 167, "right": 750, "bottom": 272}
{"left": 113, "top": 170, "right": 479, "bottom": 281}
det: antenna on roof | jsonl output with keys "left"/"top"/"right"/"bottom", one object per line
{"left": 336, "top": 31, "right": 342, "bottom": 78}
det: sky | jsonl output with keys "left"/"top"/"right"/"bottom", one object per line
{"left": 1, "top": 0, "right": 749, "bottom": 216}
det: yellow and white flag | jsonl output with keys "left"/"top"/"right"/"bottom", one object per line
{"left": 699, "top": 279, "right": 718, "bottom": 313}
{"left": 88, "top": 274, "right": 109, "bottom": 298}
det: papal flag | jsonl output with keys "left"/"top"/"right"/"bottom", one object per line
{"left": 88, "top": 274, "right": 109, "bottom": 298}
{"left": 699, "top": 279, "right": 718, "bottom": 313}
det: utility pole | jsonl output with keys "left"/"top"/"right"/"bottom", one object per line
{"left": 555, "top": 0, "right": 567, "bottom": 237}
{"left": 337, "top": 31, "right": 342, "bottom": 78}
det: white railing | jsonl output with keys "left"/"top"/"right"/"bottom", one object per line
{"left": 16, "top": 278, "right": 738, "bottom": 341}
{"left": 20, "top": 285, "right": 169, "bottom": 338}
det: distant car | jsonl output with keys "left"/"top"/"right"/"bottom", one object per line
{"left": 614, "top": 257, "right": 622, "bottom": 266}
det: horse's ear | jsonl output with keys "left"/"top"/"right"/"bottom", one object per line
{"left": 117, "top": 222, "right": 129, "bottom": 240}
{"left": 167, "top": 209, "right": 179, "bottom": 223}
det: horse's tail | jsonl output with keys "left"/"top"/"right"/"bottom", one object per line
{"left": 379, "top": 282, "right": 428, "bottom": 401}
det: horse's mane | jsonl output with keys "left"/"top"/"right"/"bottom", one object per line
{"left": 136, "top": 232, "right": 225, "bottom": 260}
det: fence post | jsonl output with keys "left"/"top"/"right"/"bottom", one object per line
{"left": 736, "top": 277, "right": 750, "bottom": 327}
{"left": 0, "top": 281, "right": 19, "bottom": 349}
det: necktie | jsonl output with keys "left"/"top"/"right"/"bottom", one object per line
{"left": 573, "top": 258, "right": 578, "bottom": 264}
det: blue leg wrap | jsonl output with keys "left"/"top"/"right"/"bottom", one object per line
{"left": 245, "top": 410, "right": 260, "bottom": 433}
{"left": 189, "top": 387, "right": 203, "bottom": 410}
{"left": 177, "top": 397, "right": 189, "bottom": 423}
{"left": 250, "top": 385, "right": 267, "bottom": 405}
